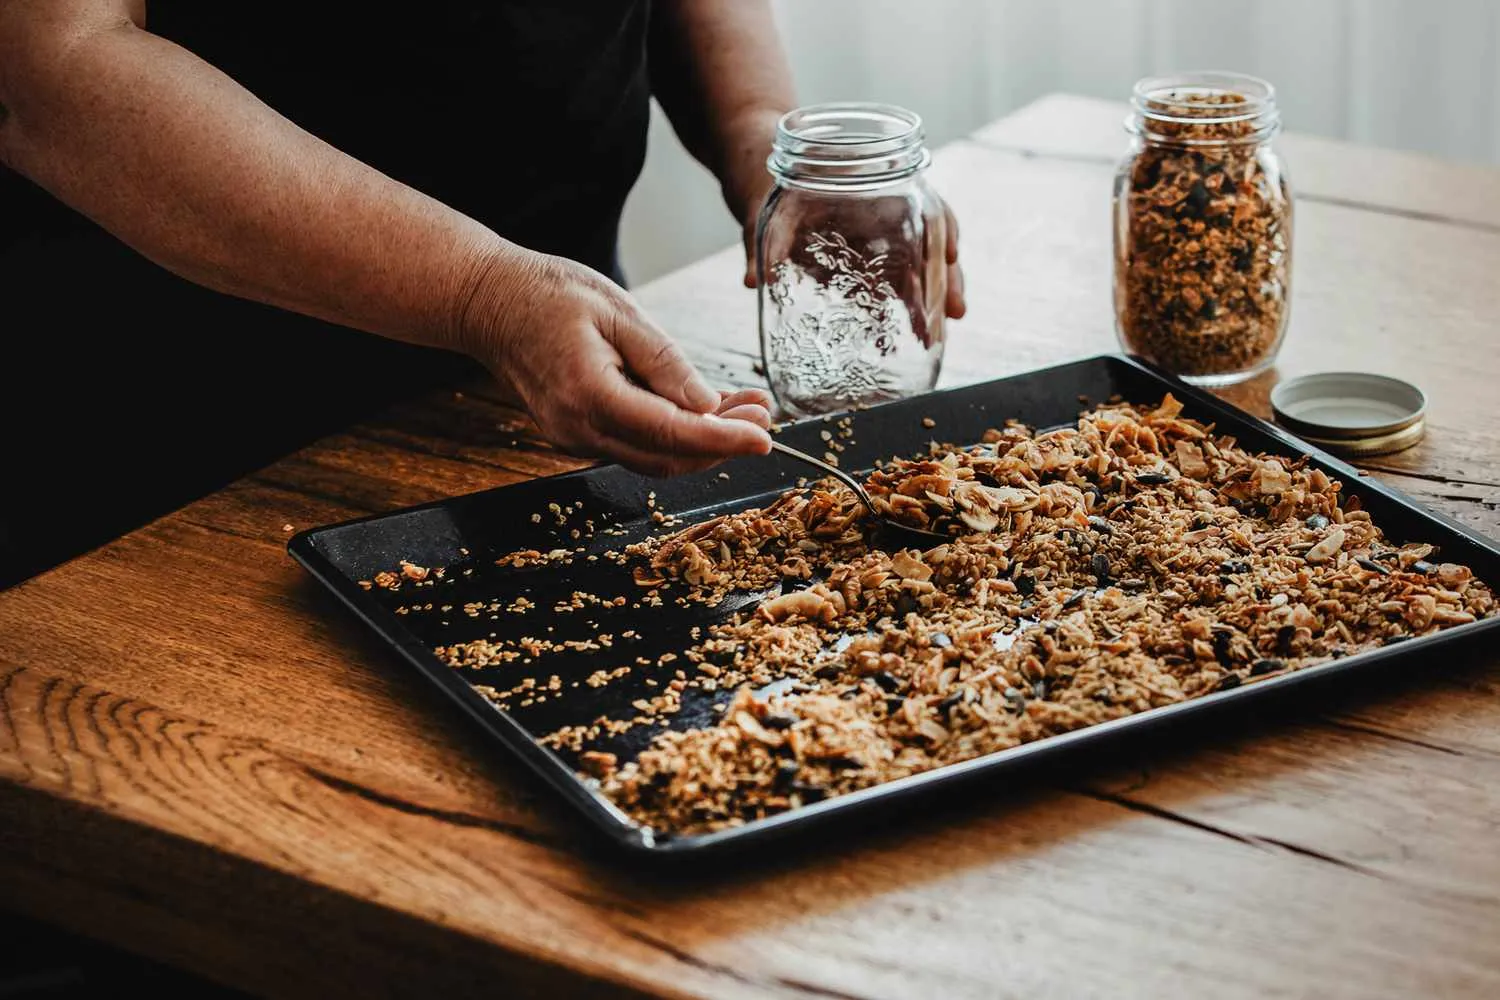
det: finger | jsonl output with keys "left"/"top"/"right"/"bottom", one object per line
{"left": 943, "top": 200, "right": 960, "bottom": 265}
{"left": 946, "top": 261, "right": 967, "bottom": 320}
{"left": 743, "top": 229, "right": 758, "bottom": 289}
{"left": 718, "top": 402, "right": 773, "bottom": 430}
{"left": 587, "top": 362, "right": 772, "bottom": 460}
{"left": 603, "top": 311, "right": 719, "bottom": 414}
{"left": 543, "top": 392, "right": 744, "bottom": 478}
{"left": 718, "top": 387, "right": 772, "bottom": 411}
{"left": 605, "top": 394, "right": 772, "bottom": 458}
{"left": 551, "top": 421, "right": 722, "bottom": 477}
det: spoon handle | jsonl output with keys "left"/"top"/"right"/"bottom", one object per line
{"left": 769, "top": 440, "right": 878, "bottom": 516}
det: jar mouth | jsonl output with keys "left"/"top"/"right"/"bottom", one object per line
{"left": 1127, "top": 71, "right": 1280, "bottom": 145}
{"left": 770, "top": 102, "right": 931, "bottom": 188}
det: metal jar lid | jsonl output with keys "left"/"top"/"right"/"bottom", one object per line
{"left": 1270, "top": 372, "right": 1426, "bottom": 457}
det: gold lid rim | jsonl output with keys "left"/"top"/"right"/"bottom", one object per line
{"left": 1294, "top": 418, "right": 1426, "bottom": 458}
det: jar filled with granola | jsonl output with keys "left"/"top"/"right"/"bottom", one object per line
{"left": 758, "top": 103, "right": 948, "bottom": 417}
{"left": 1114, "top": 72, "right": 1293, "bottom": 385}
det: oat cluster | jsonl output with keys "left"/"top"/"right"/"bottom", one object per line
{"left": 589, "top": 396, "right": 1491, "bottom": 834}
{"left": 1116, "top": 90, "right": 1292, "bottom": 377}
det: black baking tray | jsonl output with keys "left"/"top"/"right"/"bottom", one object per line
{"left": 289, "top": 354, "right": 1500, "bottom": 858}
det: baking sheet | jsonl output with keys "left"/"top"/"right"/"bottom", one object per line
{"left": 289, "top": 355, "right": 1500, "bottom": 857}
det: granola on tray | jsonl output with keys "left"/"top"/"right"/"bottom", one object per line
{"left": 574, "top": 395, "right": 1492, "bottom": 834}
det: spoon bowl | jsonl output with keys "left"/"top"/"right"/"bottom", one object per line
{"left": 769, "top": 440, "right": 951, "bottom": 549}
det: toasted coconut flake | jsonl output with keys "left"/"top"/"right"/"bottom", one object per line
{"left": 633, "top": 565, "right": 667, "bottom": 587}
{"left": 890, "top": 549, "right": 934, "bottom": 582}
{"left": 1175, "top": 439, "right": 1210, "bottom": 479}
{"left": 1305, "top": 527, "right": 1346, "bottom": 564}
{"left": 1256, "top": 462, "right": 1293, "bottom": 495}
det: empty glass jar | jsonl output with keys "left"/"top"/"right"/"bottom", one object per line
{"left": 1114, "top": 72, "right": 1293, "bottom": 385}
{"left": 757, "top": 103, "right": 948, "bottom": 417}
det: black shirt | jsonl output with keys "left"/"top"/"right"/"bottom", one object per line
{"left": 1, "top": 2, "right": 653, "bottom": 585}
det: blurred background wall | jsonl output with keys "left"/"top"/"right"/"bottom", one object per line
{"left": 621, "top": 0, "right": 1500, "bottom": 284}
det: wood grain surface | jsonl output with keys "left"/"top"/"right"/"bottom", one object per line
{"left": 3, "top": 95, "right": 1499, "bottom": 998}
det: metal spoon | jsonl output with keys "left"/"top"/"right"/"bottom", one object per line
{"left": 769, "top": 440, "right": 950, "bottom": 547}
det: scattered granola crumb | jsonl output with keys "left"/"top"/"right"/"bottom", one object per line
{"left": 580, "top": 751, "right": 618, "bottom": 778}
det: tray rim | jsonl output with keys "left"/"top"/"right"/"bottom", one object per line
{"left": 288, "top": 352, "right": 1500, "bottom": 858}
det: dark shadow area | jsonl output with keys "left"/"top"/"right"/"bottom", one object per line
{"left": 1, "top": 217, "right": 478, "bottom": 593}
{"left": 0, "top": 908, "right": 248, "bottom": 998}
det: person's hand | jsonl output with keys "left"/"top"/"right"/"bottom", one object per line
{"left": 740, "top": 191, "right": 968, "bottom": 321}
{"left": 462, "top": 247, "right": 772, "bottom": 477}
{"left": 935, "top": 198, "right": 966, "bottom": 320}
{"left": 735, "top": 171, "right": 777, "bottom": 291}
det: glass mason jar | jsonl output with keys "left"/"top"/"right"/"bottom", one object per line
{"left": 1114, "top": 72, "right": 1293, "bottom": 386}
{"left": 757, "top": 103, "right": 948, "bottom": 417}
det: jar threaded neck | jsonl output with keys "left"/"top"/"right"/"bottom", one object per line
{"left": 769, "top": 102, "right": 931, "bottom": 189}
{"left": 1127, "top": 71, "right": 1281, "bottom": 146}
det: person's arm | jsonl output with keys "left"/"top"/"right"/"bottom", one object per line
{"left": 649, "top": 0, "right": 965, "bottom": 317}
{"left": 648, "top": 0, "right": 793, "bottom": 285}
{"left": 0, "top": 0, "right": 770, "bottom": 476}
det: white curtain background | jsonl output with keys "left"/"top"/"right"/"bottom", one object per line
{"left": 620, "top": 0, "right": 1500, "bottom": 284}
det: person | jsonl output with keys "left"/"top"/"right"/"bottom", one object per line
{"left": 0, "top": 1, "right": 965, "bottom": 586}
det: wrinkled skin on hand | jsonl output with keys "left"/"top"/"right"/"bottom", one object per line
{"left": 464, "top": 249, "right": 772, "bottom": 477}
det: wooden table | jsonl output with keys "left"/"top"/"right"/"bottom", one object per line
{"left": 4, "top": 95, "right": 1500, "bottom": 998}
